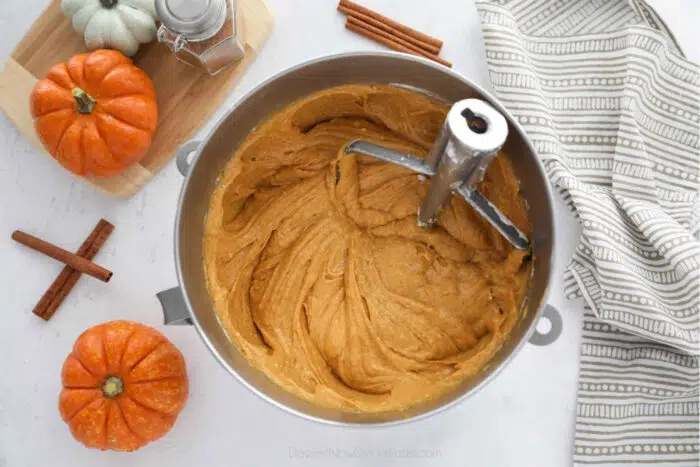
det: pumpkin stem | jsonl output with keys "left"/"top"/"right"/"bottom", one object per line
{"left": 99, "top": 0, "right": 118, "bottom": 8}
{"left": 102, "top": 376, "right": 124, "bottom": 398}
{"left": 72, "top": 88, "right": 96, "bottom": 115}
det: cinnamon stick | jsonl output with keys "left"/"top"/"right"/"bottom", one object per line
{"left": 339, "top": 5, "right": 441, "bottom": 55}
{"left": 12, "top": 230, "right": 113, "bottom": 283}
{"left": 33, "top": 219, "right": 114, "bottom": 321}
{"left": 346, "top": 18, "right": 452, "bottom": 68}
{"left": 338, "top": 0, "right": 443, "bottom": 50}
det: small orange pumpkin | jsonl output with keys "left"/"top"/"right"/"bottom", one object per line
{"left": 59, "top": 321, "right": 188, "bottom": 451}
{"left": 30, "top": 49, "right": 158, "bottom": 177}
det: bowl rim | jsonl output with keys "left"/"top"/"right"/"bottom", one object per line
{"left": 174, "top": 50, "right": 557, "bottom": 427}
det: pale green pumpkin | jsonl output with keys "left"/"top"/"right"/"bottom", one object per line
{"left": 61, "top": 0, "right": 158, "bottom": 57}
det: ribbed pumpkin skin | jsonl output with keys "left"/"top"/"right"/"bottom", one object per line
{"left": 59, "top": 320, "right": 188, "bottom": 451}
{"left": 30, "top": 49, "right": 158, "bottom": 177}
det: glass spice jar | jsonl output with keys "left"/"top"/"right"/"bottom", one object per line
{"left": 155, "top": 0, "right": 245, "bottom": 75}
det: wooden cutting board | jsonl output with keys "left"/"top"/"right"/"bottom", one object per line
{"left": 0, "top": 0, "right": 273, "bottom": 197}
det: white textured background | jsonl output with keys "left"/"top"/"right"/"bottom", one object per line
{"left": 0, "top": 1, "right": 697, "bottom": 466}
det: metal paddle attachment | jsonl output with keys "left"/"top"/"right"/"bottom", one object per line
{"left": 345, "top": 99, "right": 530, "bottom": 250}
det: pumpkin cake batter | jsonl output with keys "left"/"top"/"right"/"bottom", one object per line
{"left": 203, "top": 84, "right": 531, "bottom": 412}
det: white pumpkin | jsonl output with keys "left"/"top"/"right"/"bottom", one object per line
{"left": 61, "top": 0, "right": 158, "bottom": 57}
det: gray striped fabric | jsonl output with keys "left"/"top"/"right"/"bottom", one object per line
{"left": 474, "top": 0, "right": 700, "bottom": 465}
{"left": 578, "top": 307, "right": 699, "bottom": 465}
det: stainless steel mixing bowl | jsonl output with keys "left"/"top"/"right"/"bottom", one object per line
{"left": 158, "top": 52, "right": 560, "bottom": 426}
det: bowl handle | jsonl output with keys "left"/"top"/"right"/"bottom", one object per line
{"left": 528, "top": 304, "right": 562, "bottom": 346}
{"left": 175, "top": 140, "right": 202, "bottom": 176}
{"left": 156, "top": 287, "right": 193, "bottom": 325}
{"left": 156, "top": 286, "right": 564, "bottom": 344}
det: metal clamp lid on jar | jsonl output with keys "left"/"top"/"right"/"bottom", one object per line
{"left": 155, "top": 0, "right": 228, "bottom": 43}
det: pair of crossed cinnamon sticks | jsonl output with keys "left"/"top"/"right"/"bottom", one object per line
{"left": 12, "top": 219, "right": 114, "bottom": 320}
{"left": 339, "top": 0, "right": 452, "bottom": 68}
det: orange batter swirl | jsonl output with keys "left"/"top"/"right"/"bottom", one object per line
{"left": 204, "top": 84, "right": 530, "bottom": 412}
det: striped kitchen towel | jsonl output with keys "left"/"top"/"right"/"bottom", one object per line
{"left": 474, "top": 0, "right": 699, "bottom": 465}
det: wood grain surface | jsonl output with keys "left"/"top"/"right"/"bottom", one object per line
{"left": 0, "top": 0, "right": 273, "bottom": 197}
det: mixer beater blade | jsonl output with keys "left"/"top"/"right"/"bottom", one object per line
{"left": 345, "top": 98, "right": 530, "bottom": 251}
